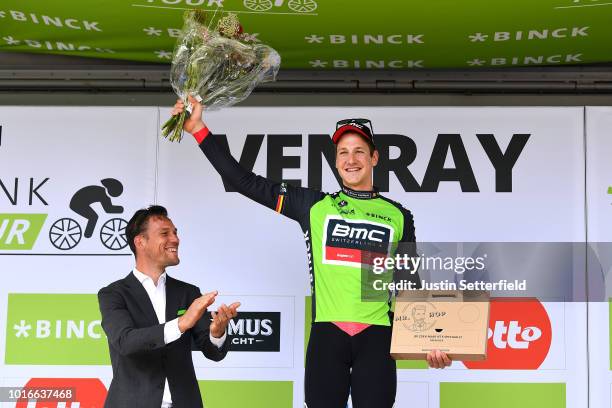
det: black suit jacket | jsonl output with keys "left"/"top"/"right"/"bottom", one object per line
{"left": 98, "top": 272, "right": 229, "bottom": 408}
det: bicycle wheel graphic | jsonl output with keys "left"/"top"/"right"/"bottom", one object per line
{"left": 100, "top": 218, "right": 128, "bottom": 250}
{"left": 49, "top": 218, "right": 82, "bottom": 250}
{"left": 288, "top": 0, "right": 317, "bottom": 12}
{"left": 244, "top": 0, "right": 273, "bottom": 11}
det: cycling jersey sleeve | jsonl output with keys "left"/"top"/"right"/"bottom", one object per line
{"left": 194, "top": 127, "right": 324, "bottom": 222}
{"left": 396, "top": 207, "right": 421, "bottom": 289}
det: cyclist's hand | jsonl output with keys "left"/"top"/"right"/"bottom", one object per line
{"left": 426, "top": 350, "right": 452, "bottom": 369}
{"left": 171, "top": 96, "right": 206, "bottom": 135}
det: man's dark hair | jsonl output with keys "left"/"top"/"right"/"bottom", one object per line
{"left": 126, "top": 205, "right": 168, "bottom": 256}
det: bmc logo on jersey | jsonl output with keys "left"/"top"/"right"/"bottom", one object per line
{"left": 323, "top": 216, "right": 393, "bottom": 267}
{"left": 464, "top": 298, "right": 552, "bottom": 369}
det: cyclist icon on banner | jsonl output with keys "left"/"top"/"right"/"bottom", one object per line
{"left": 49, "top": 178, "right": 129, "bottom": 251}
{"left": 243, "top": 0, "right": 317, "bottom": 13}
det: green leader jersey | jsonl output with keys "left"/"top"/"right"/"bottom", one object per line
{"left": 196, "top": 127, "right": 417, "bottom": 326}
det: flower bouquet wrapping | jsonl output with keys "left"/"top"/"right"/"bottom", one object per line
{"left": 162, "top": 10, "right": 281, "bottom": 141}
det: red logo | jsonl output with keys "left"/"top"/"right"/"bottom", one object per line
{"left": 463, "top": 298, "right": 552, "bottom": 369}
{"left": 15, "top": 378, "right": 107, "bottom": 408}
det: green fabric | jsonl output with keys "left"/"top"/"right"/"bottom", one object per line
{"left": 199, "top": 380, "right": 293, "bottom": 407}
{"left": 309, "top": 192, "right": 403, "bottom": 325}
{"left": 0, "top": 0, "right": 609, "bottom": 68}
{"left": 440, "top": 382, "right": 566, "bottom": 408}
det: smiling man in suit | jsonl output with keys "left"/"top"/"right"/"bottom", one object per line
{"left": 98, "top": 205, "right": 240, "bottom": 408}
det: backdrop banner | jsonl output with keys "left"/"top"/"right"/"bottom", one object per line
{"left": 586, "top": 107, "right": 612, "bottom": 408}
{"left": 0, "top": 0, "right": 610, "bottom": 69}
{"left": 0, "top": 106, "right": 591, "bottom": 407}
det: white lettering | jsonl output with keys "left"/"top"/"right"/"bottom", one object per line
{"left": 67, "top": 320, "right": 84, "bottom": 339}
{"left": 5, "top": 219, "right": 29, "bottom": 245}
{"left": 494, "top": 32, "right": 510, "bottom": 41}
{"left": 330, "top": 35, "right": 345, "bottom": 44}
{"left": 386, "top": 35, "right": 401, "bottom": 44}
{"left": 42, "top": 15, "right": 63, "bottom": 28}
{"left": 36, "top": 320, "right": 51, "bottom": 338}
{"left": 551, "top": 28, "right": 567, "bottom": 38}
{"left": 88, "top": 321, "right": 102, "bottom": 339}
{"left": 83, "top": 20, "right": 101, "bottom": 32}
{"left": 364, "top": 34, "right": 384, "bottom": 44}
{"left": 260, "top": 319, "right": 273, "bottom": 336}
{"left": 10, "top": 10, "right": 26, "bottom": 21}
{"left": 488, "top": 321, "right": 542, "bottom": 349}
{"left": 572, "top": 26, "right": 589, "bottom": 37}
{"left": 365, "top": 60, "right": 385, "bottom": 69}
{"left": 528, "top": 29, "right": 548, "bottom": 40}
{"left": 406, "top": 34, "right": 424, "bottom": 44}
{"left": 407, "top": 60, "right": 424, "bottom": 68}
{"left": 168, "top": 28, "right": 181, "bottom": 38}
{"left": 65, "top": 19, "right": 80, "bottom": 29}
{"left": 524, "top": 56, "right": 544, "bottom": 64}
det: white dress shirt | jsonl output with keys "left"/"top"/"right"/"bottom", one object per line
{"left": 132, "top": 268, "right": 226, "bottom": 408}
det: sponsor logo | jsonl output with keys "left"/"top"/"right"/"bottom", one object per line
{"left": 463, "top": 298, "right": 552, "bottom": 369}
{"left": 0, "top": 213, "right": 47, "bottom": 250}
{"left": 0, "top": 177, "right": 128, "bottom": 253}
{"left": 242, "top": 0, "right": 317, "bottom": 13}
{"left": 306, "top": 33, "right": 424, "bottom": 45}
{"left": 5, "top": 294, "right": 108, "bottom": 365}
{"left": 0, "top": 177, "right": 49, "bottom": 250}
{"left": 323, "top": 216, "right": 393, "bottom": 267}
{"left": 468, "top": 27, "right": 589, "bottom": 43}
{"left": 15, "top": 378, "right": 107, "bottom": 408}
{"left": 226, "top": 312, "right": 281, "bottom": 352}
{"left": 338, "top": 209, "right": 355, "bottom": 215}
{"left": 366, "top": 212, "right": 392, "bottom": 222}
{"left": 2, "top": 10, "right": 103, "bottom": 32}
{"left": 334, "top": 199, "right": 355, "bottom": 215}
{"left": 49, "top": 178, "right": 127, "bottom": 251}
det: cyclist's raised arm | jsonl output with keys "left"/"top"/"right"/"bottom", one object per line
{"left": 171, "top": 97, "right": 323, "bottom": 222}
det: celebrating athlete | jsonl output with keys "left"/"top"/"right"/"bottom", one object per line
{"left": 171, "top": 97, "right": 451, "bottom": 408}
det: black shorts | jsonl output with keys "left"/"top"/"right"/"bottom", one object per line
{"left": 305, "top": 322, "right": 396, "bottom": 408}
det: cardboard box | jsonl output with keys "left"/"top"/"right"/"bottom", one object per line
{"left": 390, "top": 290, "right": 489, "bottom": 361}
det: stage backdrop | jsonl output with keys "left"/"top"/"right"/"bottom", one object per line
{"left": 0, "top": 105, "right": 599, "bottom": 407}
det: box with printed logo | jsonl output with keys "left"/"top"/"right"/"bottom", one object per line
{"left": 391, "top": 290, "right": 489, "bottom": 361}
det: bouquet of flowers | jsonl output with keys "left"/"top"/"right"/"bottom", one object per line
{"left": 162, "top": 10, "right": 281, "bottom": 142}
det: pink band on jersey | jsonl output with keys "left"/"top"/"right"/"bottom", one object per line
{"left": 333, "top": 322, "right": 371, "bottom": 337}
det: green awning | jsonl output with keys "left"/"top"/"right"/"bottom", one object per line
{"left": 0, "top": 0, "right": 610, "bottom": 69}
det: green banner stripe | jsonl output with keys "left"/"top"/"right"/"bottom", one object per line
{"left": 5, "top": 294, "right": 109, "bottom": 365}
{"left": 0, "top": 214, "right": 47, "bottom": 250}
{"left": 198, "top": 380, "right": 292, "bottom": 407}
{"left": 0, "top": 0, "right": 610, "bottom": 68}
{"left": 440, "top": 382, "right": 566, "bottom": 408}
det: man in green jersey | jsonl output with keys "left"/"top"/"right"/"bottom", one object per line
{"left": 172, "top": 98, "right": 451, "bottom": 407}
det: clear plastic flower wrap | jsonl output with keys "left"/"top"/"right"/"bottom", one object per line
{"left": 162, "top": 10, "right": 281, "bottom": 142}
